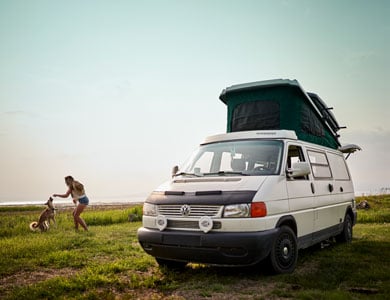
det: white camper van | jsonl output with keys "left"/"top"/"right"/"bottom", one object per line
{"left": 137, "top": 130, "right": 358, "bottom": 273}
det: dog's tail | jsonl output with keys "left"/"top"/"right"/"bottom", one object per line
{"left": 29, "top": 221, "right": 39, "bottom": 231}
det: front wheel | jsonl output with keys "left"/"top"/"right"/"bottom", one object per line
{"left": 156, "top": 258, "right": 187, "bottom": 270}
{"left": 268, "top": 226, "right": 298, "bottom": 274}
{"left": 336, "top": 214, "right": 353, "bottom": 243}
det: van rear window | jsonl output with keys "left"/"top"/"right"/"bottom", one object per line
{"left": 327, "top": 153, "right": 350, "bottom": 180}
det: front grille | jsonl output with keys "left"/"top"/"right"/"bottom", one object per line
{"left": 167, "top": 220, "right": 222, "bottom": 230}
{"left": 157, "top": 205, "right": 222, "bottom": 217}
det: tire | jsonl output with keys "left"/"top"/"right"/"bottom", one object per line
{"left": 336, "top": 214, "right": 353, "bottom": 243}
{"left": 156, "top": 258, "right": 187, "bottom": 270}
{"left": 268, "top": 226, "right": 298, "bottom": 274}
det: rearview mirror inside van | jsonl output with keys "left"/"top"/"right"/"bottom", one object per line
{"left": 287, "top": 162, "right": 311, "bottom": 178}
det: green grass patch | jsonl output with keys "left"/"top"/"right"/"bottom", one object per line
{"left": 0, "top": 197, "right": 389, "bottom": 299}
{"left": 356, "top": 195, "right": 390, "bottom": 223}
{"left": 84, "top": 205, "right": 142, "bottom": 226}
{"left": 0, "top": 205, "right": 43, "bottom": 212}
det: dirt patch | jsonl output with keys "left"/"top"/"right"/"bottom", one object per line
{"left": 73, "top": 280, "right": 295, "bottom": 300}
{"left": 294, "top": 259, "right": 320, "bottom": 276}
{"left": 0, "top": 267, "right": 78, "bottom": 293}
{"left": 126, "top": 290, "right": 186, "bottom": 300}
{"left": 171, "top": 279, "right": 286, "bottom": 300}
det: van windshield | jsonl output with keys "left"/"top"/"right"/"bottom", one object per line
{"left": 180, "top": 140, "right": 284, "bottom": 177}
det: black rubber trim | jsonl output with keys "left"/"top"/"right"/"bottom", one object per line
{"left": 146, "top": 190, "right": 257, "bottom": 205}
{"left": 165, "top": 191, "right": 185, "bottom": 196}
{"left": 352, "top": 211, "right": 357, "bottom": 226}
{"left": 275, "top": 215, "right": 297, "bottom": 235}
{"left": 138, "top": 227, "right": 278, "bottom": 266}
{"left": 195, "top": 190, "right": 222, "bottom": 196}
{"left": 297, "top": 223, "right": 343, "bottom": 249}
{"left": 346, "top": 205, "right": 357, "bottom": 226}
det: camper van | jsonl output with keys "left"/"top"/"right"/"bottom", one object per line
{"left": 137, "top": 80, "right": 359, "bottom": 274}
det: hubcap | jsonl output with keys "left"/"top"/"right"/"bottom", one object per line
{"left": 283, "top": 246, "right": 289, "bottom": 257}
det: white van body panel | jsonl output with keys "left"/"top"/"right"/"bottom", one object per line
{"left": 252, "top": 176, "right": 288, "bottom": 204}
{"left": 286, "top": 180, "right": 315, "bottom": 238}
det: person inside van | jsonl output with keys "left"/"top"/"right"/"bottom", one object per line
{"left": 231, "top": 158, "right": 246, "bottom": 172}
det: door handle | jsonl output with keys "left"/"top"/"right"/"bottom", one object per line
{"left": 311, "top": 182, "right": 315, "bottom": 194}
{"left": 328, "top": 183, "right": 334, "bottom": 193}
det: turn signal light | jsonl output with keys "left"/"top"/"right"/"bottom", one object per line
{"left": 251, "top": 202, "right": 267, "bottom": 218}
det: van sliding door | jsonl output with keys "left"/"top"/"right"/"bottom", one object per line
{"left": 308, "top": 150, "right": 340, "bottom": 242}
{"left": 285, "top": 144, "right": 314, "bottom": 248}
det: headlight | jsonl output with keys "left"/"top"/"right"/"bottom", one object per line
{"left": 143, "top": 203, "right": 157, "bottom": 216}
{"left": 223, "top": 204, "right": 250, "bottom": 218}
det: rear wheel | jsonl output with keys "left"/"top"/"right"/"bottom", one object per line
{"left": 156, "top": 258, "right": 187, "bottom": 270}
{"left": 336, "top": 214, "right": 353, "bottom": 243}
{"left": 268, "top": 226, "right": 298, "bottom": 274}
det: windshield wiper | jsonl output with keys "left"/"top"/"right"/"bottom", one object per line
{"left": 174, "top": 171, "right": 250, "bottom": 177}
{"left": 173, "top": 172, "right": 204, "bottom": 177}
{"left": 204, "top": 171, "right": 250, "bottom": 176}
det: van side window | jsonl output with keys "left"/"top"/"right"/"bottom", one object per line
{"left": 307, "top": 150, "right": 332, "bottom": 179}
{"left": 287, "top": 145, "right": 307, "bottom": 180}
{"left": 327, "top": 153, "right": 350, "bottom": 180}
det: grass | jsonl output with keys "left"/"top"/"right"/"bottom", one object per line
{"left": 0, "top": 206, "right": 42, "bottom": 212}
{"left": 0, "top": 196, "right": 389, "bottom": 299}
{"left": 355, "top": 194, "right": 390, "bottom": 224}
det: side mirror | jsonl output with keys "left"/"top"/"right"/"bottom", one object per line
{"left": 171, "top": 165, "right": 179, "bottom": 178}
{"left": 287, "top": 162, "right": 311, "bottom": 178}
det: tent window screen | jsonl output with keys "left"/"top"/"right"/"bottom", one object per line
{"left": 231, "top": 101, "right": 280, "bottom": 132}
{"left": 301, "top": 105, "right": 324, "bottom": 137}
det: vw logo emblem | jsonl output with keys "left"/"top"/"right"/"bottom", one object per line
{"left": 180, "top": 204, "right": 191, "bottom": 216}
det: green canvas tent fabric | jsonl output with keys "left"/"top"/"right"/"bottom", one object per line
{"left": 219, "top": 79, "right": 341, "bottom": 149}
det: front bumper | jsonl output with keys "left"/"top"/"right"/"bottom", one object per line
{"left": 137, "top": 227, "right": 278, "bottom": 266}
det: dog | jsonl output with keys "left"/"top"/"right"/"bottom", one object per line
{"left": 29, "top": 197, "right": 56, "bottom": 232}
{"left": 356, "top": 200, "right": 371, "bottom": 210}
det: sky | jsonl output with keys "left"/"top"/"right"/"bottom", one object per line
{"left": 0, "top": 0, "right": 389, "bottom": 203}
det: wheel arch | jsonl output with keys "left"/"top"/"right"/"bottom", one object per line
{"left": 275, "top": 215, "right": 298, "bottom": 236}
{"left": 345, "top": 205, "right": 354, "bottom": 222}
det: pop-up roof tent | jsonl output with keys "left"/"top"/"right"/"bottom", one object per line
{"left": 219, "top": 79, "right": 344, "bottom": 149}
